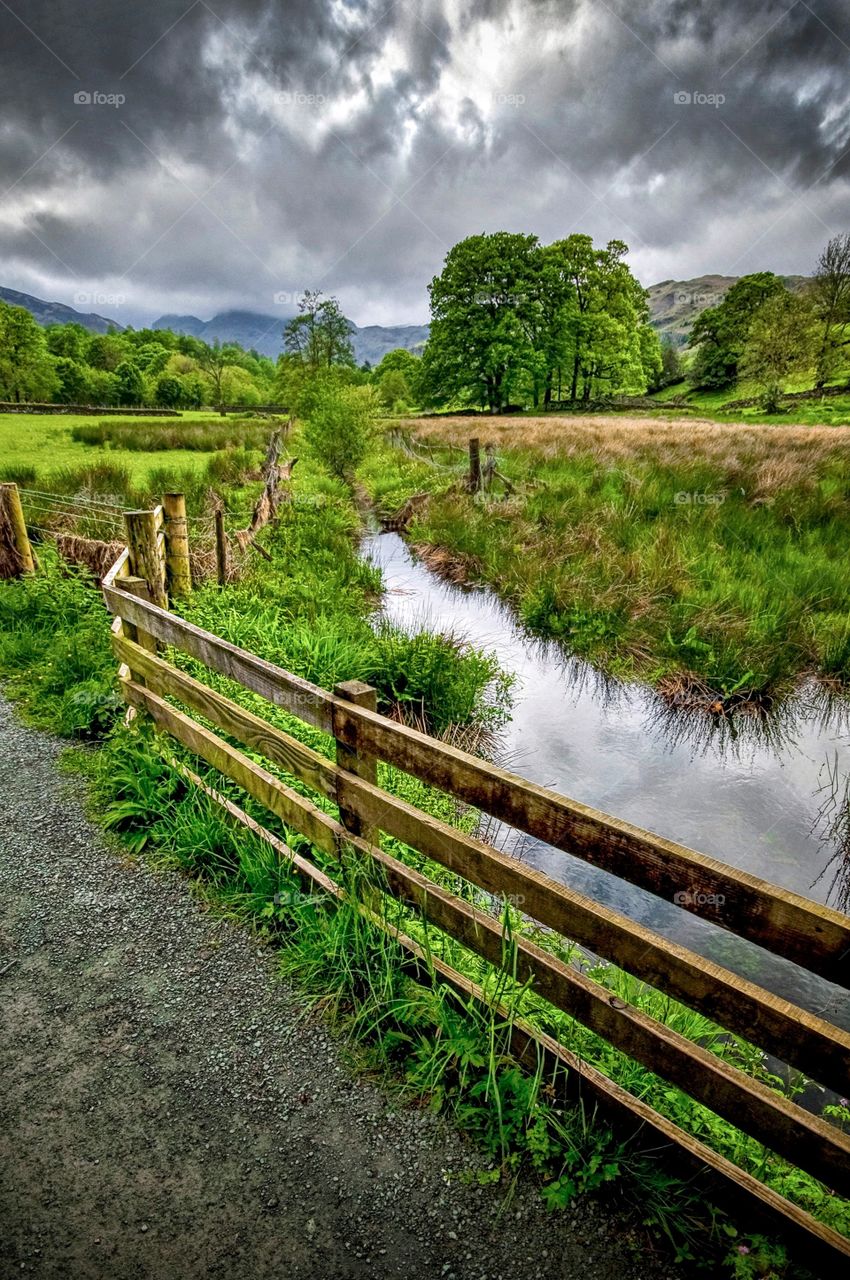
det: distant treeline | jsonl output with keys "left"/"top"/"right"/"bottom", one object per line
{"left": 0, "top": 304, "right": 278, "bottom": 409}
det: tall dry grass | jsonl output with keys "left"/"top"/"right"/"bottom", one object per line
{"left": 405, "top": 414, "right": 850, "bottom": 488}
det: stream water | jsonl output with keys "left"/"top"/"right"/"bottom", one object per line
{"left": 364, "top": 530, "right": 850, "bottom": 1036}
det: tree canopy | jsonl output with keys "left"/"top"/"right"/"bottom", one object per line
{"left": 0, "top": 301, "right": 278, "bottom": 407}
{"left": 422, "top": 232, "right": 660, "bottom": 410}
{"left": 687, "top": 273, "right": 788, "bottom": 390}
{"left": 283, "top": 291, "right": 355, "bottom": 371}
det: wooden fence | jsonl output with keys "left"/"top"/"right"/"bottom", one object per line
{"left": 97, "top": 524, "right": 850, "bottom": 1270}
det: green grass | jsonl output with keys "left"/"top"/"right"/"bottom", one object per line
{"left": 648, "top": 377, "right": 850, "bottom": 428}
{"left": 69, "top": 417, "right": 274, "bottom": 453}
{"left": 372, "top": 419, "right": 850, "bottom": 705}
{"left": 0, "top": 410, "right": 249, "bottom": 485}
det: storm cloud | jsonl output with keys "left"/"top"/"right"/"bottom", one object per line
{"left": 1, "top": 0, "right": 848, "bottom": 328}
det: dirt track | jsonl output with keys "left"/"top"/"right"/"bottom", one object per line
{"left": 0, "top": 697, "right": 676, "bottom": 1280}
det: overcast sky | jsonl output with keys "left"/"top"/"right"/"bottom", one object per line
{"left": 1, "top": 0, "right": 849, "bottom": 328}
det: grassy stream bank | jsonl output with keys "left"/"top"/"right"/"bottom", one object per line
{"left": 364, "top": 417, "right": 850, "bottom": 710}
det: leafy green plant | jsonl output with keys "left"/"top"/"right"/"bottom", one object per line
{"left": 304, "top": 383, "right": 378, "bottom": 480}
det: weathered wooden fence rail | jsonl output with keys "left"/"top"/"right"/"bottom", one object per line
{"left": 98, "top": 542, "right": 850, "bottom": 1270}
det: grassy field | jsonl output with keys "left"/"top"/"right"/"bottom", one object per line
{"left": 0, "top": 411, "right": 240, "bottom": 485}
{"left": 649, "top": 380, "right": 850, "bottom": 427}
{"left": 367, "top": 414, "right": 850, "bottom": 706}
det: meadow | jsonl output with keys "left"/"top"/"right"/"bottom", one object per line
{"left": 368, "top": 413, "right": 850, "bottom": 706}
{"left": 0, "top": 410, "right": 252, "bottom": 486}
{"left": 650, "top": 381, "right": 850, "bottom": 428}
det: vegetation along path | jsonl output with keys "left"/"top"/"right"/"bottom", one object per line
{"left": 0, "top": 697, "right": 676, "bottom": 1280}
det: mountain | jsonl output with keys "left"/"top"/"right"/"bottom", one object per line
{"left": 153, "top": 309, "right": 429, "bottom": 365}
{"left": 350, "top": 322, "right": 429, "bottom": 365}
{"left": 0, "top": 285, "right": 123, "bottom": 334}
{"left": 0, "top": 287, "right": 428, "bottom": 364}
{"left": 647, "top": 274, "right": 812, "bottom": 347}
{"left": 152, "top": 308, "right": 293, "bottom": 356}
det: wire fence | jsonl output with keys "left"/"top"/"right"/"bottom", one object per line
{"left": 17, "top": 485, "right": 265, "bottom": 587}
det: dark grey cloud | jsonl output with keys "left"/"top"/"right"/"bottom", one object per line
{"left": 0, "top": 0, "right": 848, "bottom": 329}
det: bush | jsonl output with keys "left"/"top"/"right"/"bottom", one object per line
{"left": 303, "top": 385, "right": 377, "bottom": 480}
{"left": 205, "top": 446, "right": 260, "bottom": 488}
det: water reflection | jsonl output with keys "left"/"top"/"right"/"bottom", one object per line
{"left": 365, "top": 530, "right": 850, "bottom": 1030}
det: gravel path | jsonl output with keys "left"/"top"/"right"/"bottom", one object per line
{"left": 0, "top": 696, "right": 677, "bottom": 1280}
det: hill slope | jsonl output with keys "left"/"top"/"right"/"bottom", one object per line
{"left": 0, "top": 286, "right": 123, "bottom": 334}
{"left": 647, "top": 274, "right": 812, "bottom": 347}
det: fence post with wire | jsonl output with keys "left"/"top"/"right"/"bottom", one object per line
{"left": 7, "top": 484, "right": 260, "bottom": 592}
{"left": 0, "top": 483, "right": 36, "bottom": 578}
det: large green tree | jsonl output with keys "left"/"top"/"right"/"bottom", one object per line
{"left": 739, "top": 292, "right": 817, "bottom": 411}
{"left": 422, "top": 232, "right": 657, "bottom": 411}
{"left": 811, "top": 232, "right": 850, "bottom": 389}
{"left": 196, "top": 339, "right": 243, "bottom": 409}
{"left": 114, "top": 360, "right": 145, "bottom": 406}
{"left": 687, "top": 273, "right": 788, "bottom": 389}
{"left": 425, "top": 232, "right": 541, "bottom": 411}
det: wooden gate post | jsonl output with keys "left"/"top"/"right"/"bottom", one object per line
{"left": 333, "top": 680, "right": 378, "bottom": 845}
{"left": 124, "top": 509, "right": 168, "bottom": 610}
{"left": 0, "top": 482, "right": 35, "bottom": 575}
{"left": 468, "top": 437, "right": 481, "bottom": 493}
{"left": 162, "top": 492, "right": 192, "bottom": 598}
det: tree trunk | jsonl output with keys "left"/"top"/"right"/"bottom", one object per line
{"left": 570, "top": 355, "right": 580, "bottom": 403}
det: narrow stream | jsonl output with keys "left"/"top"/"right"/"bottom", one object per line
{"left": 364, "top": 530, "right": 850, "bottom": 1035}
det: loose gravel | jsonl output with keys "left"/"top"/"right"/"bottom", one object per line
{"left": 0, "top": 696, "right": 678, "bottom": 1280}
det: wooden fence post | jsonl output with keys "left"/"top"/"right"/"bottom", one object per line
{"left": 468, "top": 437, "right": 481, "bottom": 493}
{"left": 123, "top": 509, "right": 167, "bottom": 656}
{"left": 162, "top": 492, "right": 192, "bottom": 598}
{"left": 124, "top": 509, "right": 168, "bottom": 610}
{"left": 119, "top": 576, "right": 158, "bottom": 656}
{"left": 333, "top": 680, "right": 379, "bottom": 844}
{"left": 0, "top": 482, "right": 35, "bottom": 576}
{"left": 214, "top": 508, "right": 227, "bottom": 588}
